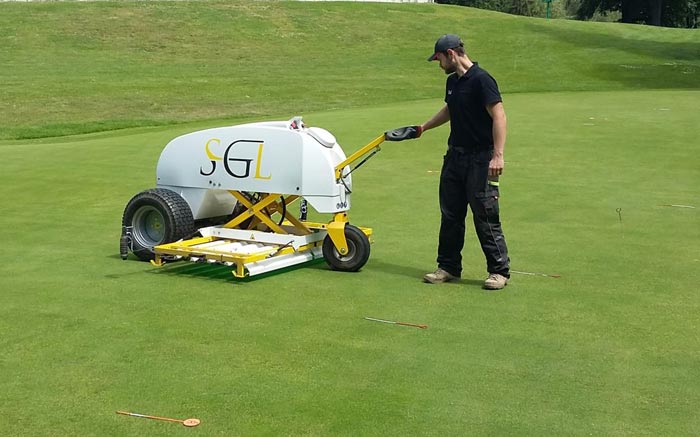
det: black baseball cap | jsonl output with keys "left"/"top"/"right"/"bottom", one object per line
{"left": 427, "top": 34, "right": 463, "bottom": 61}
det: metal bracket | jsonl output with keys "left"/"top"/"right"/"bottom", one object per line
{"left": 120, "top": 226, "right": 133, "bottom": 260}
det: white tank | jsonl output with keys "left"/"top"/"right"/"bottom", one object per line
{"left": 155, "top": 118, "right": 352, "bottom": 219}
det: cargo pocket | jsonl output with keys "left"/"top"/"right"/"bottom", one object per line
{"left": 475, "top": 185, "right": 500, "bottom": 220}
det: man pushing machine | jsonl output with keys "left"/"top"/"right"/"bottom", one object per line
{"left": 385, "top": 34, "right": 511, "bottom": 290}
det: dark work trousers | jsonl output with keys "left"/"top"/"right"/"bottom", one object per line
{"left": 437, "top": 147, "right": 510, "bottom": 278}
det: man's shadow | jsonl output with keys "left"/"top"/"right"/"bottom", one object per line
{"left": 366, "top": 258, "right": 484, "bottom": 287}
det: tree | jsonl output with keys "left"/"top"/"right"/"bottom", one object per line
{"left": 577, "top": 0, "right": 698, "bottom": 26}
{"left": 438, "top": 0, "right": 698, "bottom": 26}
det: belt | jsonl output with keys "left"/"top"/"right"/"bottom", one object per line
{"left": 447, "top": 145, "right": 492, "bottom": 154}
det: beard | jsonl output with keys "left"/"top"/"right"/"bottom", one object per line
{"left": 441, "top": 59, "right": 456, "bottom": 75}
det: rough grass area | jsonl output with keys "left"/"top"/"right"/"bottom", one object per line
{"left": 0, "top": 0, "right": 698, "bottom": 139}
{"left": 1, "top": 90, "right": 699, "bottom": 435}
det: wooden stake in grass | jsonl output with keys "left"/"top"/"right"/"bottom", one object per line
{"left": 511, "top": 270, "right": 561, "bottom": 279}
{"left": 364, "top": 317, "right": 428, "bottom": 329}
{"left": 660, "top": 204, "right": 695, "bottom": 209}
{"left": 116, "top": 411, "right": 201, "bottom": 427}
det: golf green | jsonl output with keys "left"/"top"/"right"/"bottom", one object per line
{"left": 2, "top": 89, "right": 698, "bottom": 435}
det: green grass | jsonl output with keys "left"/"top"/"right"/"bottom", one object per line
{"left": 2, "top": 90, "right": 699, "bottom": 435}
{"left": 1, "top": 1, "right": 699, "bottom": 435}
{"left": 0, "top": 0, "right": 698, "bottom": 140}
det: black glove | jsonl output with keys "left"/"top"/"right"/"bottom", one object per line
{"left": 384, "top": 125, "right": 423, "bottom": 141}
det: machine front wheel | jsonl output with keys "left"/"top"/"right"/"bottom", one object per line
{"left": 121, "top": 188, "right": 195, "bottom": 261}
{"left": 322, "top": 224, "right": 370, "bottom": 272}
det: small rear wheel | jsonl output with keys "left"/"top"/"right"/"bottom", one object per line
{"left": 322, "top": 224, "right": 370, "bottom": 272}
{"left": 122, "top": 188, "right": 195, "bottom": 261}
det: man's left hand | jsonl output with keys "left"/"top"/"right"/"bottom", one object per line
{"left": 489, "top": 155, "right": 504, "bottom": 177}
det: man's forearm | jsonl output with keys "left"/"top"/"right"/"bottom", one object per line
{"left": 421, "top": 105, "right": 450, "bottom": 132}
{"left": 488, "top": 102, "right": 507, "bottom": 157}
{"left": 492, "top": 115, "right": 506, "bottom": 157}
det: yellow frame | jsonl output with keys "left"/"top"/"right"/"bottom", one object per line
{"left": 334, "top": 134, "right": 385, "bottom": 180}
{"left": 152, "top": 219, "right": 372, "bottom": 278}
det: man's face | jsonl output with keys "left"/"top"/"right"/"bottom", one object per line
{"left": 436, "top": 50, "right": 456, "bottom": 75}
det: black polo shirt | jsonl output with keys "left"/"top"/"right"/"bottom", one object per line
{"left": 444, "top": 62, "right": 502, "bottom": 150}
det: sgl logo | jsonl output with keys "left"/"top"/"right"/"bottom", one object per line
{"left": 199, "top": 138, "right": 271, "bottom": 180}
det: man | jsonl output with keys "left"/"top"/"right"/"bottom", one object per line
{"left": 385, "top": 34, "right": 510, "bottom": 290}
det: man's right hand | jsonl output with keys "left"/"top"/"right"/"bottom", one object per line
{"left": 384, "top": 125, "right": 423, "bottom": 141}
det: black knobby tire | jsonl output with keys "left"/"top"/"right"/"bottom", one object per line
{"left": 121, "top": 188, "right": 195, "bottom": 261}
{"left": 322, "top": 224, "right": 371, "bottom": 272}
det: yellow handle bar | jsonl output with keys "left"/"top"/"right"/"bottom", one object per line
{"left": 333, "top": 134, "right": 386, "bottom": 180}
